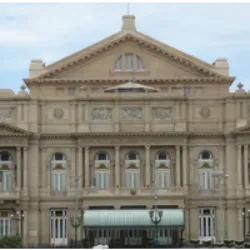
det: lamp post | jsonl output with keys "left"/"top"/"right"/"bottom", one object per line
{"left": 10, "top": 210, "right": 24, "bottom": 236}
{"left": 149, "top": 194, "right": 163, "bottom": 246}
{"left": 70, "top": 177, "right": 81, "bottom": 248}
{"left": 213, "top": 171, "right": 228, "bottom": 245}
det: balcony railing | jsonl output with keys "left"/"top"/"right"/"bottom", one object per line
{"left": 0, "top": 189, "right": 21, "bottom": 200}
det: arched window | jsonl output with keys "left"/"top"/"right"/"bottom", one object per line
{"left": 94, "top": 152, "right": 110, "bottom": 189}
{"left": 125, "top": 152, "right": 140, "bottom": 188}
{"left": 155, "top": 151, "right": 171, "bottom": 189}
{"left": 51, "top": 153, "right": 67, "bottom": 192}
{"left": 0, "top": 152, "right": 12, "bottom": 191}
{"left": 114, "top": 53, "right": 145, "bottom": 72}
{"left": 198, "top": 151, "right": 214, "bottom": 191}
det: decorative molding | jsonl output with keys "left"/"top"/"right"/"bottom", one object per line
{"left": 91, "top": 107, "right": 112, "bottom": 121}
{"left": 200, "top": 107, "right": 211, "bottom": 119}
{"left": 53, "top": 108, "right": 64, "bottom": 120}
{"left": 121, "top": 107, "right": 143, "bottom": 120}
{"left": 0, "top": 107, "right": 16, "bottom": 121}
{"left": 152, "top": 107, "right": 172, "bottom": 120}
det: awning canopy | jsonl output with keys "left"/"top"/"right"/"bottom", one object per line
{"left": 83, "top": 209, "right": 184, "bottom": 229}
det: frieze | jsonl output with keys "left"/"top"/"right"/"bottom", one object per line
{"left": 152, "top": 107, "right": 172, "bottom": 120}
{"left": 121, "top": 107, "right": 143, "bottom": 120}
{"left": 91, "top": 108, "right": 112, "bottom": 121}
{"left": 0, "top": 137, "right": 27, "bottom": 146}
{"left": 0, "top": 107, "right": 16, "bottom": 121}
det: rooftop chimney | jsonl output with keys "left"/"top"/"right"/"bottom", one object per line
{"left": 122, "top": 15, "right": 136, "bottom": 31}
{"left": 213, "top": 58, "right": 229, "bottom": 76}
{"left": 29, "top": 59, "right": 45, "bottom": 78}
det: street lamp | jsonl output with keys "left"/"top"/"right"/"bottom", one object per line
{"left": 213, "top": 171, "right": 228, "bottom": 245}
{"left": 149, "top": 194, "right": 163, "bottom": 246}
{"left": 10, "top": 210, "right": 24, "bottom": 235}
{"left": 70, "top": 177, "right": 81, "bottom": 248}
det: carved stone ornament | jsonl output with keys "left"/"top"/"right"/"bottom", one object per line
{"left": 200, "top": 107, "right": 210, "bottom": 118}
{"left": 0, "top": 107, "right": 15, "bottom": 121}
{"left": 91, "top": 108, "right": 112, "bottom": 121}
{"left": 53, "top": 108, "right": 64, "bottom": 119}
{"left": 152, "top": 107, "right": 172, "bottom": 120}
{"left": 121, "top": 107, "right": 143, "bottom": 120}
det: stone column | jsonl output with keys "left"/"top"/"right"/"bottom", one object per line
{"left": 115, "top": 146, "right": 120, "bottom": 188}
{"left": 22, "top": 210, "right": 28, "bottom": 246}
{"left": 245, "top": 208, "right": 250, "bottom": 236}
{"left": 176, "top": 145, "right": 181, "bottom": 187}
{"left": 40, "top": 208, "right": 49, "bottom": 245}
{"left": 238, "top": 208, "right": 244, "bottom": 240}
{"left": 84, "top": 146, "right": 89, "bottom": 188}
{"left": 190, "top": 207, "right": 199, "bottom": 240}
{"left": 16, "top": 147, "right": 21, "bottom": 190}
{"left": 184, "top": 207, "right": 190, "bottom": 242}
{"left": 71, "top": 148, "right": 76, "bottom": 188}
{"left": 23, "top": 147, "right": 28, "bottom": 192}
{"left": 41, "top": 148, "right": 47, "bottom": 195}
{"left": 77, "top": 146, "right": 83, "bottom": 187}
{"left": 219, "top": 146, "right": 224, "bottom": 171}
{"left": 244, "top": 144, "right": 249, "bottom": 189}
{"left": 237, "top": 144, "right": 242, "bottom": 187}
{"left": 71, "top": 102, "right": 76, "bottom": 132}
{"left": 182, "top": 146, "right": 187, "bottom": 189}
{"left": 145, "top": 145, "right": 151, "bottom": 187}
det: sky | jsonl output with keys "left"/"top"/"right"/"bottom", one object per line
{"left": 0, "top": 2, "right": 250, "bottom": 93}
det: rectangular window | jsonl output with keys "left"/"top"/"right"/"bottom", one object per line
{"left": 125, "top": 54, "right": 134, "bottom": 71}
{"left": 155, "top": 171, "right": 170, "bottom": 189}
{"left": 0, "top": 171, "right": 12, "bottom": 191}
{"left": 67, "top": 88, "right": 75, "bottom": 96}
{"left": 0, "top": 214, "right": 12, "bottom": 237}
{"left": 52, "top": 173, "right": 66, "bottom": 192}
{"left": 184, "top": 87, "right": 191, "bottom": 95}
{"left": 125, "top": 170, "right": 140, "bottom": 188}
{"left": 95, "top": 171, "right": 110, "bottom": 189}
{"left": 199, "top": 170, "right": 214, "bottom": 191}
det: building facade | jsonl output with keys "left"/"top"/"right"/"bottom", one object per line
{"left": 0, "top": 14, "right": 250, "bottom": 246}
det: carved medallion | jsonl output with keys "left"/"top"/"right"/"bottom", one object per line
{"left": 121, "top": 107, "right": 143, "bottom": 120}
{"left": 0, "top": 107, "right": 15, "bottom": 121}
{"left": 91, "top": 108, "right": 112, "bottom": 121}
{"left": 152, "top": 107, "right": 172, "bottom": 120}
{"left": 200, "top": 107, "right": 210, "bottom": 118}
{"left": 53, "top": 108, "right": 64, "bottom": 119}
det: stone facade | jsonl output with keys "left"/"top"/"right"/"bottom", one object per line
{"left": 0, "top": 14, "right": 250, "bottom": 246}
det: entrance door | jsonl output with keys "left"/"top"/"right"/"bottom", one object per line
{"left": 159, "top": 229, "right": 173, "bottom": 245}
{"left": 94, "top": 229, "right": 111, "bottom": 245}
{"left": 50, "top": 209, "right": 68, "bottom": 246}
{"left": 124, "top": 229, "right": 142, "bottom": 246}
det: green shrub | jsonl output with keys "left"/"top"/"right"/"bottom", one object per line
{"left": 0, "top": 235, "right": 23, "bottom": 248}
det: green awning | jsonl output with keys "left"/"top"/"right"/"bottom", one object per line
{"left": 83, "top": 209, "right": 184, "bottom": 229}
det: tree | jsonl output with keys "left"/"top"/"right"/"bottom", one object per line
{"left": 0, "top": 235, "right": 24, "bottom": 250}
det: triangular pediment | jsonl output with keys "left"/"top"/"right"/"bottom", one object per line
{"left": 0, "top": 123, "right": 33, "bottom": 136}
{"left": 24, "top": 29, "right": 234, "bottom": 85}
{"left": 232, "top": 124, "right": 250, "bottom": 134}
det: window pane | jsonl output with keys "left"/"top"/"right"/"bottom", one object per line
{"left": 128, "top": 153, "right": 137, "bottom": 160}
{"left": 1, "top": 153, "right": 10, "bottom": 162}
{"left": 98, "top": 153, "right": 107, "bottom": 160}
{"left": 54, "top": 153, "right": 63, "bottom": 161}
{"left": 125, "top": 54, "right": 133, "bottom": 70}
{"left": 158, "top": 153, "right": 167, "bottom": 160}
{"left": 201, "top": 151, "right": 211, "bottom": 160}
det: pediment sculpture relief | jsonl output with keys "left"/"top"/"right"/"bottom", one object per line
{"left": 152, "top": 107, "right": 172, "bottom": 120}
{"left": 92, "top": 108, "right": 112, "bottom": 121}
{"left": 121, "top": 107, "right": 143, "bottom": 120}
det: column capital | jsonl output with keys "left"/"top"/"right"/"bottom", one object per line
{"left": 175, "top": 145, "right": 180, "bottom": 150}
{"left": 16, "top": 147, "right": 21, "bottom": 151}
{"left": 115, "top": 145, "right": 120, "bottom": 151}
{"left": 244, "top": 144, "right": 249, "bottom": 149}
{"left": 145, "top": 145, "right": 150, "bottom": 150}
{"left": 84, "top": 146, "right": 89, "bottom": 151}
{"left": 23, "top": 147, "right": 28, "bottom": 152}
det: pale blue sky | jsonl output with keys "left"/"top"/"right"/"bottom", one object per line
{"left": 1, "top": 3, "right": 250, "bottom": 93}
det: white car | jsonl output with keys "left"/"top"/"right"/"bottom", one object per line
{"left": 92, "top": 245, "right": 109, "bottom": 249}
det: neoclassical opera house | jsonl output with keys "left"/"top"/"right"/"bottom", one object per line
{"left": 0, "top": 14, "right": 250, "bottom": 247}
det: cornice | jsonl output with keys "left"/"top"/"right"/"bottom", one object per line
{"left": 24, "top": 76, "right": 234, "bottom": 86}
{"left": 0, "top": 122, "right": 33, "bottom": 137}
{"left": 24, "top": 33, "right": 234, "bottom": 83}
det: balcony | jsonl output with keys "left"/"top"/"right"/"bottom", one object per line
{"left": 82, "top": 187, "right": 184, "bottom": 198}
{"left": 125, "top": 160, "right": 140, "bottom": 168}
{"left": 0, "top": 189, "right": 21, "bottom": 200}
